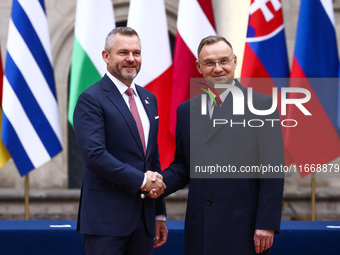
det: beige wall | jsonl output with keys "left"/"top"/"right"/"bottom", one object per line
{"left": 0, "top": 0, "right": 339, "bottom": 189}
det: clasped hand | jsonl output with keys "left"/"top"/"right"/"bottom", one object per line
{"left": 140, "top": 170, "right": 166, "bottom": 199}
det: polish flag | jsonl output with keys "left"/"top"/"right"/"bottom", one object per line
{"left": 169, "top": 0, "right": 216, "bottom": 136}
{"left": 127, "top": 0, "right": 174, "bottom": 169}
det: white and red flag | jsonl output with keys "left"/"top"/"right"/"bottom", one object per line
{"left": 127, "top": 0, "right": 174, "bottom": 169}
{"left": 169, "top": 0, "right": 216, "bottom": 136}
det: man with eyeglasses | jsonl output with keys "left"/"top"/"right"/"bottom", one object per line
{"left": 162, "top": 35, "right": 284, "bottom": 254}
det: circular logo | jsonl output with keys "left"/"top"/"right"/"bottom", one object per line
{"left": 247, "top": 0, "right": 283, "bottom": 38}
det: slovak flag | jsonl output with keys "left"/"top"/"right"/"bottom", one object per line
{"left": 285, "top": 0, "right": 340, "bottom": 176}
{"left": 241, "top": 0, "right": 292, "bottom": 165}
{"left": 241, "top": 0, "right": 289, "bottom": 90}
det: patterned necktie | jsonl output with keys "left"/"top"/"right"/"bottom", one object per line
{"left": 125, "top": 88, "right": 146, "bottom": 155}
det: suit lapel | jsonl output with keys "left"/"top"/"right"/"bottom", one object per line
{"left": 206, "top": 94, "right": 234, "bottom": 141}
{"left": 206, "top": 80, "right": 245, "bottom": 141}
{"left": 103, "top": 75, "right": 145, "bottom": 156}
{"left": 190, "top": 96, "right": 211, "bottom": 138}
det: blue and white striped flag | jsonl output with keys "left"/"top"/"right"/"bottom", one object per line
{"left": 1, "top": 0, "right": 63, "bottom": 176}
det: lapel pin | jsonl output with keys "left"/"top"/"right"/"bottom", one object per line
{"left": 145, "top": 98, "right": 150, "bottom": 104}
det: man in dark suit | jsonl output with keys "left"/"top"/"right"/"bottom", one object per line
{"left": 74, "top": 27, "right": 168, "bottom": 255}
{"left": 162, "top": 35, "right": 284, "bottom": 254}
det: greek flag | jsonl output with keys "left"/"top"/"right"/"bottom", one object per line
{"left": 1, "top": 0, "right": 63, "bottom": 176}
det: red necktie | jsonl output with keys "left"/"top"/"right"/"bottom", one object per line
{"left": 126, "top": 88, "right": 146, "bottom": 155}
{"left": 212, "top": 96, "right": 221, "bottom": 119}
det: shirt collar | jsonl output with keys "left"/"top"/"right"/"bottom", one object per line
{"left": 106, "top": 72, "right": 137, "bottom": 96}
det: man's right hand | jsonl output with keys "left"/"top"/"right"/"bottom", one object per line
{"left": 140, "top": 170, "right": 166, "bottom": 199}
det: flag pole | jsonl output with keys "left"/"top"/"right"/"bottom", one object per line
{"left": 25, "top": 173, "right": 29, "bottom": 220}
{"left": 311, "top": 172, "right": 316, "bottom": 221}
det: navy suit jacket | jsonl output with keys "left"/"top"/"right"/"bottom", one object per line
{"left": 162, "top": 80, "right": 284, "bottom": 255}
{"left": 74, "top": 74, "right": 166, "bottom": 237}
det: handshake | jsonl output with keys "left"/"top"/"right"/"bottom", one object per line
{"left": 140, "top": 170, "right": 166, "bottom": 199}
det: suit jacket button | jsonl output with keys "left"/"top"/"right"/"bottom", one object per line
{"left": 206, "top": 142, "right": 213, "bottom": 148}
{"left": 206, "top": 199, "right": 213, "bottom": 206}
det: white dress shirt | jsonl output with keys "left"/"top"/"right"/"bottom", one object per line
{"left": 106, "top": 72, "right": 150, "bottom": 146}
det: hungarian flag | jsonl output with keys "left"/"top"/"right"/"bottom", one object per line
{"left": 127, "top": 0, "right": 174, "bottom": 169}
{"left": 285, "top": 0, "right": 340, "bottom": 176}
{"left": 0, "top": 48, "right": 10, "bottom": 168}
{"left": 169, "top": 0, "right": 216, "bottom": 136}
{"left": 68, "top": 0, "right": 115, "bottom": 127}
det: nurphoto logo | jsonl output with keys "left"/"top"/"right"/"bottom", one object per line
{"left": 199, "top": 83, "right": 312, "bottom": 128}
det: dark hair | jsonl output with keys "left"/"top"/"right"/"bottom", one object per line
{"left": 104, "top": 27, "right": 140, "bottom": 52}
{"left": 197, "top": 35, "right": 233, "bottom": 58}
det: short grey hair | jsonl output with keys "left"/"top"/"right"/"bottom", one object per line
{"left": 104, "top": 27, "right": 140, "bottom": 52}
{"left": 197, "top": 35, "right": 233, "bottom": 59}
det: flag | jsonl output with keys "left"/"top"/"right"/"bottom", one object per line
{"left": 0, "top": 48, "right": 10, "bottom": 168}
{"left": 241, "top": 0, "right": 292, "bottom": 165}
{"left": 241, "top": 0, "right": 289, "bottom": 88}
{"left": 68, "top": 0, "right": 115, "bottom": 127}
{"left": 169, "top": 0, "right": 216, "bottom": 135}
{"left": 215, "top": 0, "right": 250, "bottom": 78}
{"left": 2, "top": 0, "right": 63, "bottom": 176}
{"left": 127, "top": 0, "right": 174, "bottom": 169}
{"left": 338, "top": 64, "right": 340, "bottom": 133}
{"left": 285, "top": 0, "right": 340, "bottom": 176}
